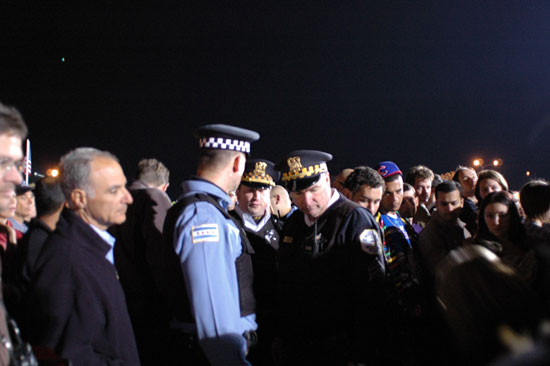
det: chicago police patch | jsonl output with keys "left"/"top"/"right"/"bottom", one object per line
{"left": 359, "top": 229, "right": 382, "bottom": 255}
{"left": 192, "top": 224, "right": 219, "bottom": 243}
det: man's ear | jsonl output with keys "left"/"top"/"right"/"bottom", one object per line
{"left": 159, "top": 183, "right": 169, "bottom": 192}
{"left": 232, "top": 154, "right": 245, "bottom": 174}
{"left": 70, "top": 189, "right": 87, "bottom": 209}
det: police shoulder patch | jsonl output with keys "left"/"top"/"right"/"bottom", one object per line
{"left": 191, "top": 223, "right": 220, "bottom": 243}
{"left": 359, "top": 228, "right": 382, "bottom": 255}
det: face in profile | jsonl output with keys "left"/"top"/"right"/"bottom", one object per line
{"left": 0, "top": 190, "right": 16, "bottom": 220}
{"left": 484, "top": 202, "right": 511, "bottom": 240}
{"left": 479, "top": 178, "right": 503, "bottom": 200}
{"left": 291, "top": 174, "right": 331, "bottom": 221}
{"left": 0, "top": 134, "right": 23, "bottom": 212}
{"left": 399, "top": 189, "right": 418, "bottom": 218}
{"left": 81, "top": 157, "right": 133, "bottom": 230}
{"left": 237, "top": 184, "right": 271, "bottom": 217}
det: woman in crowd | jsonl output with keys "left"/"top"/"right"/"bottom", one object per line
{"left": 475, "top": 169, "right": 509, "bottom": 202}
{"left": 473, "top": 191, "right": 538, "bottom": 283}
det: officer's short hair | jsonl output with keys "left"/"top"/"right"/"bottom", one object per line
{"left": 520, "top": 180, "right": 550, "bottom": 221}
{"left": 405, "top": 165, "right": 434, "bottom": 186}
{"left": 199, "top": 149, "right": 242, "bottom": 171}
{"left": 435, "top": 180, "right": 463, "bottom": 200}
{"left": 344, "top": 166, "right": 385, "bottom": 194}
{"left": 136, "top": 158, "right": 169, "bottom": 186}
{"left": 0, "top": 101, "right": 28, "bottom": 139}
{"left": 60, "top": 147, "right": 118, "bottom": 199}
{"left": 34, "top": 177, "right": 65, "bottom": 217}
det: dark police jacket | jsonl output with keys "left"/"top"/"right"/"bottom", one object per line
{"left": 28, "top": 209, "right": 140, "bottom": 365}
{"left": 230, "top": 207, "right": 280, "bottom": 318}
{"left": 278, "top": 194, "right": 385, "bottom": 341}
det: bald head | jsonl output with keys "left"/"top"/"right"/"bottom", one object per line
{"left": 270, "top": 185, "right": 292, "bottom": 218}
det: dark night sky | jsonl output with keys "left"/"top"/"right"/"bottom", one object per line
{"left": 2, "top": 2, "right": 550, "bottom": 197}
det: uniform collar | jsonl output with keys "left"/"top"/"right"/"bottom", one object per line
{"left": 242, "top": 211, "right": 271, "bottom": 232}
{"left": 182, "top": 177, "right": 232, "bottom": 209}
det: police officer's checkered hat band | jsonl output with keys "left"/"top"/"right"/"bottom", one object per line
{"left": 199, "top": 137, "right": 251, "bottom": 154}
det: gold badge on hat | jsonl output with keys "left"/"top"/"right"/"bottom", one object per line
{"left": 287, "top": 156, "right": 302, "bottom": 171}
{"left": 254, "top": 161, "right": 267, "bottom": 176}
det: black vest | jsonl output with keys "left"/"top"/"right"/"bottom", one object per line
{"left": 230, "top": 207, "right": 280, "bottom": 315}
{"left": 163, "top": 192, "right": 256, "bottom": 320}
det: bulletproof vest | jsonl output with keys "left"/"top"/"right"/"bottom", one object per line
{"left": 164, "top": 192, "right": 256, "bottom": 319}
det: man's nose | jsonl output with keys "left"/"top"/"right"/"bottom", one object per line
{"left": 4, "top": 167, "right": 22, "bottom": 185}
{"left": 303, "top": 192, "right": 314, "bottom": 206}
{"left": 122, "top": 188, "right": 133, "bottom": 204}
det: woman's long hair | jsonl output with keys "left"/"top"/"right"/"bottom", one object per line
{"left": 477, "top": 191, "right": 526, "bottom": 248}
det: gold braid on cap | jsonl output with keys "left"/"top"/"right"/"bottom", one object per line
{"left": 282, "top": 157, "right": 328, "bottom": 182}
{"left": 241, "top": 161, "right": 275, "bottom": 186}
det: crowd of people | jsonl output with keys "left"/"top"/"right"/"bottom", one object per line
{"left": 0, "top": 100, "right": 550, "bottom": 366}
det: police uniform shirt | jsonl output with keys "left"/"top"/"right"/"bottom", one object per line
{"left": 174, "top": 178, "right": 257, "bottom": 365}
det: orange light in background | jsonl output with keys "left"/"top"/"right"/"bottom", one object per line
{"left": 526, "top": 171, "right": 531, "bottom": 176}
{"left": 47, "top": 168, "right": 59, "bottom": 177}
{"left": 492, "top": 158, "right": 503, "bottom": 167}
{"left": 473, "top": 158, "right": 483, "bottom": 167}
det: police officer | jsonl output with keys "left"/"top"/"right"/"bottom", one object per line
{"left": 166, "top": 124, "right": 260, "bottom": 365}
{"left": 275, "top": 150, "right": 386, "bottom": 365}
{"left": 231, "top": 159, "right": 281, "bottom": 365}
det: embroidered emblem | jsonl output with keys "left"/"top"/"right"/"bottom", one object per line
{"left": 192, "top": 224, "right": 219, "bottom": 243}
{"left": 359, "top": 229, "right": 382, "bottom": 255}
{"left": 287, "top": 156, "right": 302, "bottom": 171}
{"left": 254, "top": 161, "right": 267, "bottom": 176}
{"left": 283, "top": 235, "right": 293, "bottom": 243}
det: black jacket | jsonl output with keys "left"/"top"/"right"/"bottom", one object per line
{"left": 277, "top": 194, "right": 386, "bottom": 363}
{"left": 28, "top": 209, "right": 140, "bottom": 365}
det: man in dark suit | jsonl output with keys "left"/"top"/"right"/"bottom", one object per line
{"left": 112, "top": 158, "right": 172, "bottom": 365}
{"left": 28, "top": 147, "right": 140, "bottom": 365}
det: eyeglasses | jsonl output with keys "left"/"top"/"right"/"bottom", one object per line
{"left": 0, "top": 158, "right": 24, "bottom": 174}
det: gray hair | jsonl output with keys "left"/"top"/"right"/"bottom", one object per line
{"left": 60, "top": 147, "right": 118, "bottom": 199}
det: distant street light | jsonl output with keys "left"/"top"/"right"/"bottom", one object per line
{"left": 472, "top": 157, "right": 503, "bottom": 170}
{"left": 47, "top": 168, "right": 59, "bottom": 177}
{"left": 473, "top": 158, "right": 484, "bottom": 168}
{"left": 526, "top": 171, "right": 531, "bottom": 177}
